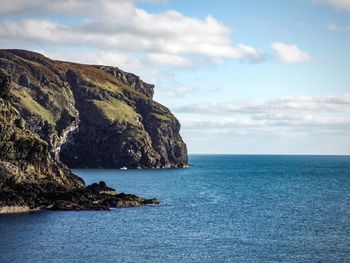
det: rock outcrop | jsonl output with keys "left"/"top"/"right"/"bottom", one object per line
{"left": 0, "top": 49, "right": 188, "bottom": 169}
{"left": 0, "top": 49, "right": 188, "bottom": 213}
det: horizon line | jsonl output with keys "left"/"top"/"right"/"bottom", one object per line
{"left": 188, "top": 153, "right": 350, "bottom": 156}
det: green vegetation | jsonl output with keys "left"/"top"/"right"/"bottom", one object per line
{"left": 17, "top": 56, "right": 42, "bottom": 68}
{"left": 150, "top": 113, "right": 172, "bottom": 122}
{"left": 19, "top": 91, "right": 54, "bottom": 124}
{"left": 126, "top": 128, "right": 153, "bottom": 148}
{"left": 91, "top": 98, "right": 139, "bottom": 123}
{"left": 84, "top": 75, "right": 123, "bottom": 95}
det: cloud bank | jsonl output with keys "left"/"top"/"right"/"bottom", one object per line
{"left": 315, "top": 0, "right": 350, "bottom": 11}
{"left": 174, "top": 94, "right": 350, "bottom": 142}
{"left": 0, "top": 0, "right": 263, "bottom": 67}
{"left": 326, "top": 23, "right": 350, "bottom": 31}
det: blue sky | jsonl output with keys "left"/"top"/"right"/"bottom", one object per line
{"left": 0, "top": 0, "right": 349, "bottom": 154}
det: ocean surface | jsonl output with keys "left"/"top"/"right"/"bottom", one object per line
{"left": 0, "top": 155, "right": 349, "bottom": 262}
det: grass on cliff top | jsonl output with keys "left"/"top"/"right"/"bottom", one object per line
{"left": 16, "top": 56, "right": 42, "bottom": 68}
{"left": 84, "top": 75, "right": 123, "bottom": 96}
{"left": 91, "top": 98, "right": 139, "bottom": 123}
{"left": 61, "top": 62, "right": 149, "bottom": 100}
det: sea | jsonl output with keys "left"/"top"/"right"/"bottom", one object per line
{"left": 0, "top": 155, "right": 349, "bottom": 262}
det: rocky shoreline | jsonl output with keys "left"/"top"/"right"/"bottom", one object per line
{"left": 0, "top": 181, "right": 159, "bottom": 214}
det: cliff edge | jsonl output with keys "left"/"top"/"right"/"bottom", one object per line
{"left": 0, "top": 49, "right": 188, "bottom": 213}
{"left": 0, "top": 49, "right": 188, "bottom": 169}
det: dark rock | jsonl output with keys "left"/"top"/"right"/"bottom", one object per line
{"left": 0, "top": 49, "right": 187, "bottom": 169}
{"left": 0, "top": 180, "right": 160, "bottom": 212}
{"left": 0, "top": 70, "right": 11, "bottom": 98}
{"left": 143, "top": 198, "right": 160, "bottom": 205}
{"left": 86, "top": 181, "right": 116, "bottom": 195}
{"left": 0, "top": 49, "right": 168, "bottom": 213}
{"left": 98, "top": 66, "right": 154, "bottom": 99}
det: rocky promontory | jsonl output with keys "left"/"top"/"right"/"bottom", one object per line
{"left": 0, "top": 49, "right": 187, "bottom": 169}
{"left": 0, "top": 49, "right": 187, "bottom": 213}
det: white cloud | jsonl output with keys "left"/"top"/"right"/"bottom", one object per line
{"left": 314, "top": 0, "right": 350, "bottom": 11}
{"left": 326, "top": 23, "right": 350, "bottom": 31}
{"left": 0, "top": 0, "right": 264, "bottom": 66}
{"left": 136, "top": 0, "right": 168, "bottom": 3}
{"left": 179, "top": 117, "right": 350, "bottom": 137}
{"left": 46, "top": 49, "right": 144, "bottom": 70}
{"left": 166, "top": 86, "right": 193, "bottom": 98}
{"left": 174, "top": 93, "right": 350, "bottom": 137}
{"left": 146, "top": 53, "right": 191, "bottom": 67}
{"left": 175, "top": 93, "right": 350, "bottom": 115}
{"left": 175, "top": 93, "right": 350, "bottom": 153}
{"left": 327, "top": 23, "right": 341, "bottom": 31}
{"left": 271, "top": 42, "right": 312, "bottom": 63}
{"left": 0, "top": 0, "right": 134, "bottom": 15}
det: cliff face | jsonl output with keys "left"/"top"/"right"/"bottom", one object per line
{"left": 0, "top": 48, "right": 187, "bottom": 212}
{"left": 0, "top": 70, "right": 83, "bottom": 190}
{"left": 0, "top": 68, "right": 86, "bottom": 211}
{"left": 0, "top": 49, "right": 188, "bottom": 169}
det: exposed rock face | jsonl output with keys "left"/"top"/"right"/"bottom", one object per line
{"left": 0, "top": 49, "right": 189, "bottom": 213}
{"left": 98, "top": 66, "right": 154, "bottom": 98}
{"left": 0, "top": 49, "right": 188, "bottom": 168}
{"left": 0, "top": 70, "right": 11, "bottom": 98}
{"left": 0, "top": 69, "right": 83, "bottom": 191}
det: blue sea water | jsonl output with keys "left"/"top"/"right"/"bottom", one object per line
{"left": 0, "top": 155, "right": 350, "bottom": 262}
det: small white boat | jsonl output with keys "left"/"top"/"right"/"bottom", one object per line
{"left": 120, "top": 166, "right": 128, "bottom": 170}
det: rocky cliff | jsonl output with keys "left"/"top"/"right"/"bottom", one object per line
{"left": 0, "top": 69, "right": 159, "bottom": 213}
{"left": 0, "top": 49, "right": 187, "bottom": 213}
{"left": 0, "top": 49, "right": 188, "bottom": 169}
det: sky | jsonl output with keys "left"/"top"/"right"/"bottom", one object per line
{"left": 0, "top": 0, "right": 349, "bottom": 154}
